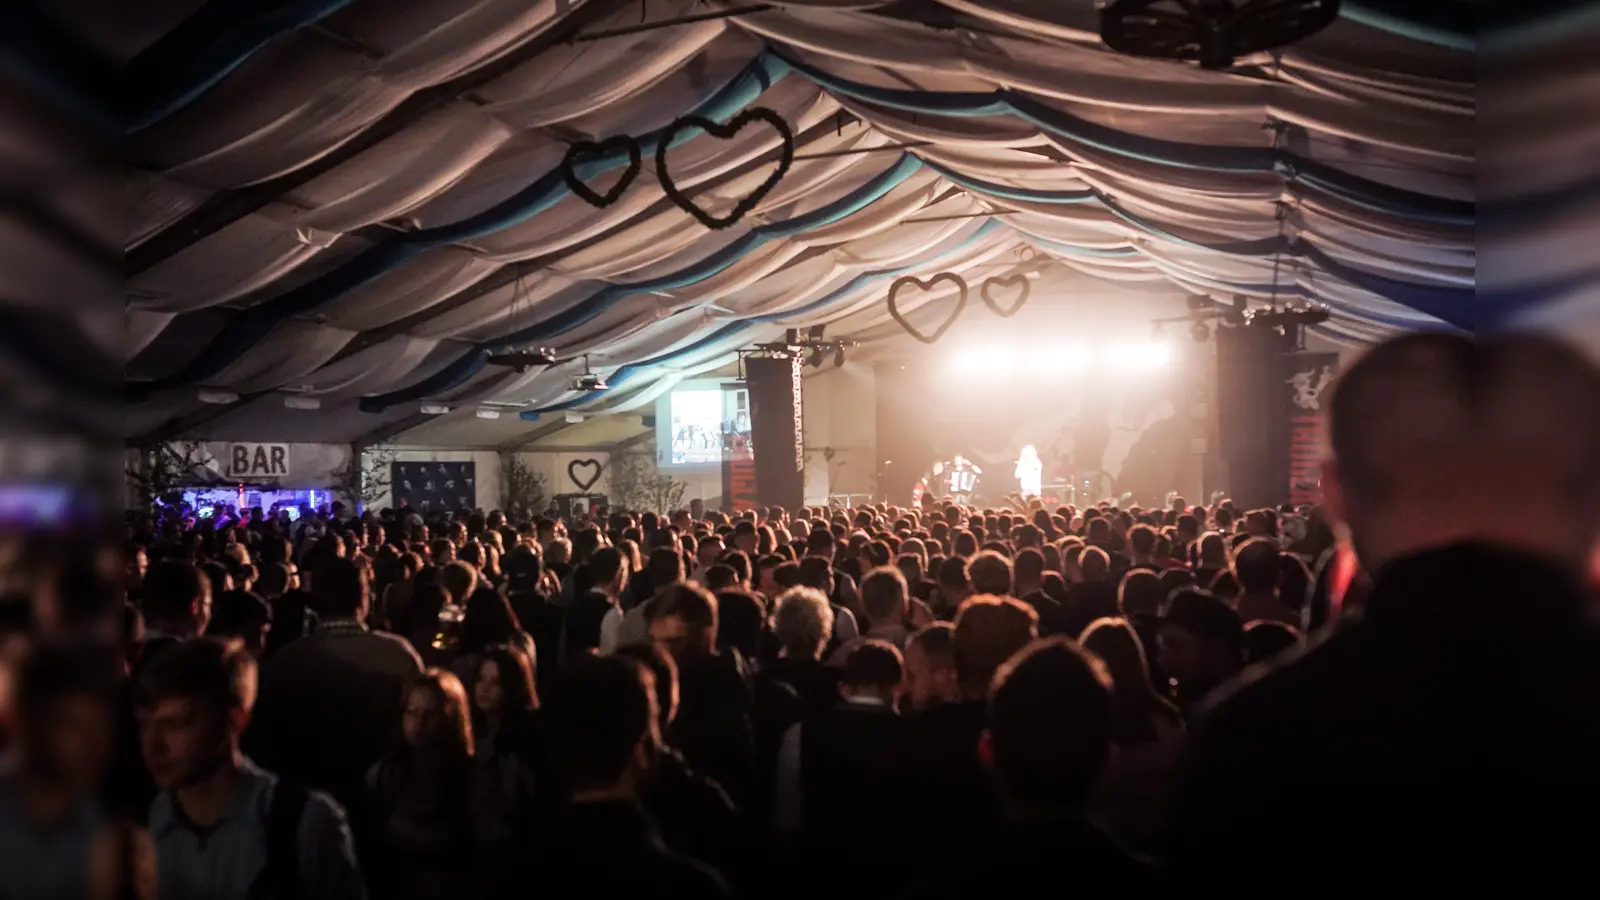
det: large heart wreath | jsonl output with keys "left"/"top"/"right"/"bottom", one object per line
{"left": 886, "top": 273, "right": 969, "bottom": 345}
{"left": 656, "top": 107, "right": 794, "bottom": 230}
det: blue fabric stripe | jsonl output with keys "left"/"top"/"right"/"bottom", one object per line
{"left": 124, "top": 0, "right": 357, "bottom": 134}
{"left": 356, "top": 152, "right": 919, "bottom": 413}
{"left": 518, "top": 220, "right": 1009, "bottom": 418}
{"left": 1342, "top": 2, "right": 1475, "bottom": 52}
{"left": 783, "top": 52, "right": 1472, "bottom": 225}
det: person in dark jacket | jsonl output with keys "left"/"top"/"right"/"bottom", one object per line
{"left": 648, "top": 583, "right": 756, "bottom": 812}
{"left": 903, "top": 637, "right": 1160, "bottom": 899}
{"left": 535, "top": 656, "right": 732, "bottom": 897}
{"left": 904, "top": 596, "right": 1037, "bottom": 847}
{"left": 1170, "top": 333, "right": 1600, "bottom": 896}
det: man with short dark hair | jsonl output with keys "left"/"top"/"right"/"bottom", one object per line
{"left": 858, "top": 566, "right": 911, "bottom": 649}
{"left": 908, "top": 596, "right": 1039, "bottom": 846}
{"left": 650, "top": 585, "right": 755, "bottom": 811}
{"left": 538, "top": 656, "right": 732, "bottom": 897}
{"left": 906, "top": 637, "right": 1158, "bottom": 897}
{"left": 138, "top": 560, "right": 212, "bottom": 661}
{"left": 565, "top": 546, "right": 628, "bottom": 659}
{"left": 138, "top": 638, "right": 363, "bottom": 899}
{"left": 1231, "top": 539, "right": 1296, "bottom": 626}
{"left": 1172, "top": 333, "right": 1600, "bottom": 893}
{"left": 968, "top": 550, "right": 1014, "bottom": 597}
{"left": 245, "top": 558, "right": 420, "bottom": 817}
{"left": 775, "top": 640, "right": 915, "bottom": 895}
{"left": 616, "top": 547, "right": 686, "bottom": 648}
{"left": 902, "top": 623, "right": 959, "bottom": 711}
{"left": 1158, "top": 588, "right": 1243, "bottom": 716}
{"left": 932, "top": 556, "right": 972, "bottom": 620}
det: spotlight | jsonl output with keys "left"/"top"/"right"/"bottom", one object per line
{"left": 807, "top": 348, "right": 826, "bottom": 368}
{"left": 1057, "top": 345, "right": 1092, "bottom": 373}
{"left": 1025, "top": 349, "right": 1058, "bottom": 377}
{"left": 807, "top": 324, "right": 826, "bottom": 342}
{"left": 784, "top": 328, "right": 800, "bottom": 345}
{"left": 832, "top": 345, "right": 846, "bottom": 368}
{"left": 952, "top": 348, "right": 985, "bottom": 375}
{"left": 1191, "top": 321, "right": 1211, "bottom": 343}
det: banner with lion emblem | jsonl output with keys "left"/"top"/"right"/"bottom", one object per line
{"left": 1285, "top": 354, "right": 1339, "bottom": 505}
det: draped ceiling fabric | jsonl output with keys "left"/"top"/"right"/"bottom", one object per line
{"left": 97, "top": 0, "right": 1489, "bottom": 444}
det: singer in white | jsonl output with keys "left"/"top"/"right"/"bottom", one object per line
{"left": 1014, "top": 444, "right": 1043, "bottom": 499}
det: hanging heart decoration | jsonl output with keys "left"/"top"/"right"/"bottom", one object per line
{"left": 980, "top": 273, "right": 1031, "bottom": 318}
{"left": 567, "top": 458, "right": 604, "bottom": 491}
{"left": 561, "top": 135, "right": 642, "bottom": 208}
{"left": 656, "top": 107, "right": 794, "bottom": 230}
{"left": 886, "top": 273, "right": 969, "bottom": 345}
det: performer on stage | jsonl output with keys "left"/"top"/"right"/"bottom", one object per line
{"left": 947, "top": 455, "right": 981, "bottom": 505}
{"left": 1014, "top": 445, "right": 1043, "bottom": 499}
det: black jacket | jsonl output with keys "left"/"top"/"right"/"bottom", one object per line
{"left": 1170, "top": 543, "right": 1600, "bottom": 896}
{"left": 533, "top": 801, "right": 732, "bottom": 898}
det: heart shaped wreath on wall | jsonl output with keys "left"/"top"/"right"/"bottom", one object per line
{"left": 656, "top": 107, "right": 795, "bottom": 229}
{"left": 561, "top": 135, "right": 642, "bottom": 208}
{"left": 567, "top": 458, "right": 604, "bottom": 492}
{"left": 886, "top": 273, "right": 969, "bottom": 344}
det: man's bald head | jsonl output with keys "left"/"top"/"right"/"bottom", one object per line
{"left": 1325, "top": 332, "right": 1600, "bottom": 572}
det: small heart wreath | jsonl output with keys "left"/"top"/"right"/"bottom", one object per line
{"left": 980, "top": 273, "right": 1031, "bottom": 318}
{"left": 887, "top": 273, "right": 969, "bottom": 345}
{"left": 561, "top": 135, "right": 642, "bottom": 208}
{"left": 567, "top": 458, "right": 604, "bottom": 492}
{"left": 656, "top": 107, "right": 794, "bottom": 230}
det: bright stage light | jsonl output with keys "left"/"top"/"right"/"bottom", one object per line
{"left": 1103, "top": 341, "right": 1173, "bottom": 371}
{"left": 952, "top": 348, "right": 987, "bottom": 375}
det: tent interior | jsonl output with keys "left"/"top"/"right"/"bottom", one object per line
{"left": 75, "top": 0, "right": 1544, "bottom": 505}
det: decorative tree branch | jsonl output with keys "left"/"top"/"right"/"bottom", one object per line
{"left": 125, "top": 441, "right": 209, "bottom": 511}
{"left": 334, "top": 446, "right": 396, "bottom": 511}
{"left": 499, "top": 453, "right": 548, "bottom": 518}
{"left": 610, "top": 450, "right": 685, "bottom": 514}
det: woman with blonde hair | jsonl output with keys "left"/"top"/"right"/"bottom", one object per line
{"left": 1079, "top": 617, "right": 1185, "bottom": 851}
{"left": 365, "top": 669, "right": 477, "bottom": 900}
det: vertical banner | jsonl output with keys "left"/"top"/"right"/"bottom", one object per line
{"left": 720, "top": 383, "right": 757, "bottom": 513}
{"left": 745, "top": 355, "right": 805, "bottom": 510}
{"left": 1284, "top": 353, "right": 1339, "bottom": 506}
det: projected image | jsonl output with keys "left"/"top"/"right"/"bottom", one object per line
{"left": 669, "top": 390, "right": 724, "bottom": 465}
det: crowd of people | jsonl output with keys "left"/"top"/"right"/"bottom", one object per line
{"left": 2, "top": 331, "right": 1599, "bottom": 898}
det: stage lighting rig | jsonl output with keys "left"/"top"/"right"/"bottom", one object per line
{"left": 750, "top": 325, "right": 855, "bottom": 368}
{"left": 487, "top": 346, "right": 557, "bottom": 374}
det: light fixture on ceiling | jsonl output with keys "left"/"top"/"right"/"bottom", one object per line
{"left": 487, "top": 347, "right": 557, "bottom": 374}
{"left": 564, "top": 412, "right": 585, "bottom": 424}
{"left": 198, "top": 388, "right": 239, "bottom": 405}
{"left": 1099, "top": 0, "right": 1342, "bottom": 70}
{"left": 570, "top": 355, "right": 608, "bottom": 391}
{"left": 420, "top": 403, "right": 450, "bottom": 415}
{"left": 283, "top": 394, "right": 321, "bottom": 411}
{"left": 475, "top": 408, "right": 501, "bottom": 420}
{"left": 806, "top": 347, "right": 827, "bottom": 368}
{"left": 833, "top": 345, "right": 847, "bottom": 369}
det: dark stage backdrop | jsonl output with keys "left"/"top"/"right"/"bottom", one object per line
{"left": 874, "top": 358, "right": 1189, "bottom": 507}
{"left": 1214, "top": 324, "right": 1336, "bottom": 510}
{"left": 392, "top": 461, "right": 475, "bottom": 513}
